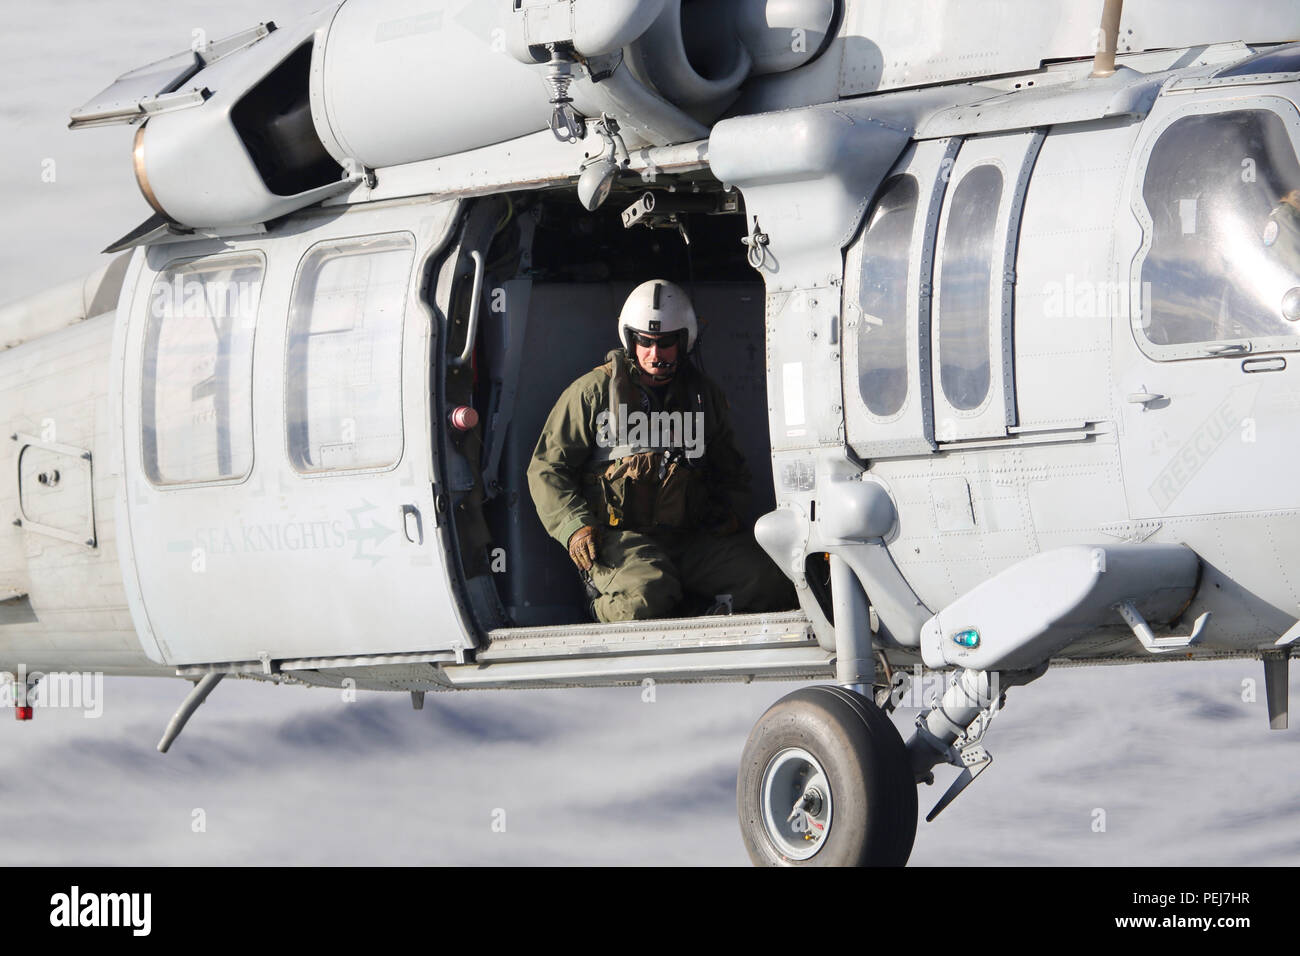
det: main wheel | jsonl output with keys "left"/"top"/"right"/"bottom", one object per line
{"left": 737, "top": 685, "right": 917, "bottom": 866}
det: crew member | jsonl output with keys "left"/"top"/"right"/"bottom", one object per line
{"left": 527, "top": 280, "right": 796, "bottom": 622}
{"left": 1263, "top": 188, "right": 1300, "bottom": 266}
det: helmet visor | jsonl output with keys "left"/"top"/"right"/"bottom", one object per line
{"left": 629, "top": 330, "right": 683, "bottom": 349}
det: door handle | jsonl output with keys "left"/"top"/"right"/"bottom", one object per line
{"left": 450, "top": 249, "right": 485, "bottom": 367}
{"left": 401, "top": 504, "right": 424, "bottom": 545}
{"left": 1127, "top": 391, "right": 1165, "bottom": 408}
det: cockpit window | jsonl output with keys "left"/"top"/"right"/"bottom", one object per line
{"left": 1138, "top": 109, "right": 1300, "bottom": 355}
{"left": 142, "top": 253, "right": 262, "bottom": 485}
{"left": 286, "top": 233, "right": 414, "bottom": 473}
{"left": 857, "top": 175, "right": 918, "bottom": 417}
{"left": 938, "top": 164, "right": 1003, "bottom": 411}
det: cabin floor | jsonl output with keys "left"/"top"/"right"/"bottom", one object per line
{"left": 480, "top": 609, "right": 814, "bottom": 660}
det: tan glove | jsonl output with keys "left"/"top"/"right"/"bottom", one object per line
{"left": 567, "top": 525, "right": 600, "bottom": 571}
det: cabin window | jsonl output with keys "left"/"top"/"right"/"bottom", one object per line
{"left": 938, "top": 164, "right": 1003, "bottom": 411}
{"left": 857, "top": 175, "right": 918, "bottom": 417}
{"left": 1138, "top": 109, "right": 1300, "bottom": 355}
{"left": 286, "top": 233, "right": 414, "bottom": 473}
{"left": 141, "top": 252, "right": 262, "bottom": 485}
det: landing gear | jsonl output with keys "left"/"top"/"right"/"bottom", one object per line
{"left": 737, "top": 685, "right": 917, "bottom": 866}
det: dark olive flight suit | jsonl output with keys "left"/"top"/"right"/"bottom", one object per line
{"left": 527, "top": 349, "right": 795, "bottom": 622}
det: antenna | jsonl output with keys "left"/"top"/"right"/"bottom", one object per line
{"left": 1091, "top": 0, "right": 1124, "bottom": 78}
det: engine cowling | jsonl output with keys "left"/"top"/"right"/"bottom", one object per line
{"left": 78, "top": 0, "right": 842, "bottom": 230}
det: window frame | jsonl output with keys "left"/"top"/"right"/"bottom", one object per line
{"left": 842, "top": 138, "right": 959, "bottom": 459}
{"left": 1214, "top": 43, "right": 1300, "bottom": 79}
{"left": 1129, "top": 95, "right": 1300, "bottom": 362}
{"left": 935, "top": 161, "right": 1006, "bottom": 417}
{"left": 139, "top": 249, "right": 265, "bottom": 490}
{"left": 853, "top": 173, "right": 921, "bottom": 422}
{"left": 282, "top": 230, "right": 416, "bottom": 479}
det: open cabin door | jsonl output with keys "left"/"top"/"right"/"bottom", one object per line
{"left": 117, "top": 199, "right": 476, "bottom": 667}
{"left": 426, "top": 197, "right": 514, "bottom": 633}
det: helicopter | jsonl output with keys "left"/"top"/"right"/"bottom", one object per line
{"left": 2, "top": 0, "right": 1300, "bottom": 866}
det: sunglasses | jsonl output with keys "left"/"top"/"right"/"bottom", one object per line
{"left": 630, "top": 331, "right": 680, "bottom": 349}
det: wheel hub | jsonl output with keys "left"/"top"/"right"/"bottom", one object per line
{"left": 760, "top": 747, "right": 833, "bottom": 860}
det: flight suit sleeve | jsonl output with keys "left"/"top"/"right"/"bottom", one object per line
{"left": 527, "top": 375, "right": 604, "bottom": 548}
{"left": 703, "top": 378, "right": 753, "bottom": 521}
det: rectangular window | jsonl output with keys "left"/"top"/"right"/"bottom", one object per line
{"left": 286, "top": 233, "right": 415, "bottom": 473}
{"left": 142, "top": 253, "right": 262, "bottom": 485}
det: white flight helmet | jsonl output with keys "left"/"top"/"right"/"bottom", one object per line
{"left": 618, "top": 279, "right": 698, "bottom": 355}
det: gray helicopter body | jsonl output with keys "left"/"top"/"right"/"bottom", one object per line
{"left": 3, "top": 0, "right": 1299, "bottom": 863}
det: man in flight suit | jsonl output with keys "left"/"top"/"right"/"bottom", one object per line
{"left": 527, "top": 279, "right": 796, "bottom": 623}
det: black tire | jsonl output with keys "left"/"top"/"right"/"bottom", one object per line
{"left": 737, "top": 684, "right": 918, "bottom": 866}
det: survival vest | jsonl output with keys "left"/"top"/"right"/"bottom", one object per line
{"left": 582, "top": 351, "right": 717, "bottom": 532}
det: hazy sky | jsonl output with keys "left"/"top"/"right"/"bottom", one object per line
{"left": 0, "top": 1, "right": 1297, "bottom": 867}
{"left": 0, "top": 0, "right": 328, "bottom": 301}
